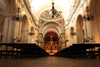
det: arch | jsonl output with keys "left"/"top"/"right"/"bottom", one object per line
{"left": 76, "top": 15, "right": 84, "bottom": 44}
{"left": 44, "top": 31, "right": 58, "bottom": 41}
{"left": 42, "top": 21, "right": 62, "bottom": 31}
{"left": 22, "top": 15, "right": 29, "bottom": 31}
{"left": 44, "top": 31, "right": 58, "bottom": 53}
{"left": 43, "top": 28, "right": 59, "bottom": 38}
{"left": 21, "top": 15, "right": 29, "bottom": 43}
{"left": 31, "top": 0, "right": 71, "bottom": 21}
{"left": 76, "top": 15, "right": 83, "bottom": 30}
{"left": 42, "top": 22, "right": 62, "bottom": 38}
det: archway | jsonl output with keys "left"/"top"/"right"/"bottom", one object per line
{"left": 42, "top": 22, "right": 62, "bottom": 37}
{"left": 76, "top": 15, "right": 84, "bottom": 44}
{"left": 21, "top": 15, "right": 29, "bottom": 43}
{"left": 41, "top": 21, "right": 62, "bottom": 55}
{"left": 44, "top": 31, "right": 58, "bottom": 54}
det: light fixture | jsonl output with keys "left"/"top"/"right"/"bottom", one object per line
{"left": 83, "top": 0, "right": 94, "bottom": 21}
{"left": 70, "top": 27, "right": 76, "bottom": 36}
{"left": 28, "top": 27, "right": 35, "bottom": 36}
{"left": 44, "top": 0, "right": 62, "bottom": 18}
{"left": 51, "top": 0, "right": 62, "bottom": 18}
{"left": 12, "top": 7, "right": 23, "bottom": 22}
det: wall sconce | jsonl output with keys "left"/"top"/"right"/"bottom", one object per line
{"left": 28, "top": 27, "right": 35, "bottom": 36}
{"left": 83, "top": 6, "right": 94, "bottom": 21}
{"left": 12, "top": 7, "right": 23, "bottom": 22}
{"left": 83, "top": 0, "right": 94, "bottom": 21}
{"left": 70, "top": 27, "right": 76, "bottom": 36}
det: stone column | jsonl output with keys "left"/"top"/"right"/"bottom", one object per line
{"left": 18, "top": 22, "right": 22, "bottom": 40}
{"left": 83, "top": 21, "right": 89, "bottom": 44}
{"left": 13, "top": 21, "right": 19, "bottom": 42}
{"left": 86, "top": 21, "right": 93, "bottom": 43}
{"left": 12, "top": 21, "right": 22, "bottom": 43}
{"left": 83, "top": 21, "right": 87, "bottom": 40}
{"left": 1, "top": 18, "right": 9, "bottom": 54}
{"left": 25, "top": 30, "right": 28, "bottom": 43}
{"left": 61, "top": 33, "right": 66, "bottom": 49}
{"left": 21, "top": 30, "right": 24, "bottom": 43}
{"left": 58, "top": 39, "right": 61, "bottom": 51}
{"left": 37, "top": 33, "right": 43, "bottom": 47}
{"left": 86, "top": 21, "right": 90, "bottom": 37}
{"left": 67, "top": 30, "right": 70, "bottom": 47}
{"left": 2, "top": 18, "right": 14, "bottom": 43}
{"left": 1, "top": 17, "right": 14, "bottom": 57}
{"left": 41, "top": 38, "right": 44, "bottom": 48}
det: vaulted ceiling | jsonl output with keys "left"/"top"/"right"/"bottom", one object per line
{"left": 30, "top": 0, "right": 77, "bottom": 22}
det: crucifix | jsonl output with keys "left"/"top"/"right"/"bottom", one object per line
{"left": 50, "top": 35, "right": 53, "bottom": 52}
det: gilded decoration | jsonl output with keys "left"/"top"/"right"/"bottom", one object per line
{"left": 41, "top": 10, "right": 62, "bottom": 19}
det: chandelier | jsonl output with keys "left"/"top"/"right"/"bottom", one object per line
{"left": 28, "top": 27, "right": 35, "bottom": 36}
{"left": 83, "top": 6, "right": 94, "bottom": 21}
{"left": 49, "top": 0, "right": 62, "bottom": 18}
{"left": 12, "top": 7, "right": 23, "bottom": 22}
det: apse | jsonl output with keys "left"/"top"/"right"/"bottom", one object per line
{"left": 44, "top": 31, "right": 58, "bottom": 55}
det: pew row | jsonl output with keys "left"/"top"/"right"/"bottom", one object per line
{"left": 55, "top": 44, "right": 100, "bottom": 59}
{"left": 0, "top": 43, "right": 49, "bottom": 59}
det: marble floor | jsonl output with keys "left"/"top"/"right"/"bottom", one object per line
{"left": 0, "top": 56, "right": 100, "bottom": 67}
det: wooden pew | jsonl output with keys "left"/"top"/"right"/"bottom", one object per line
{"left": 0, "top": 43, "right": 49, "bottom": 59}
{"left": 55, "top": 44, "right": 100, "bottom": 59}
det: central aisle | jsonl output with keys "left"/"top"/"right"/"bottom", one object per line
{"left": 0, "top": 56, "right": 100, "bottom": 67}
